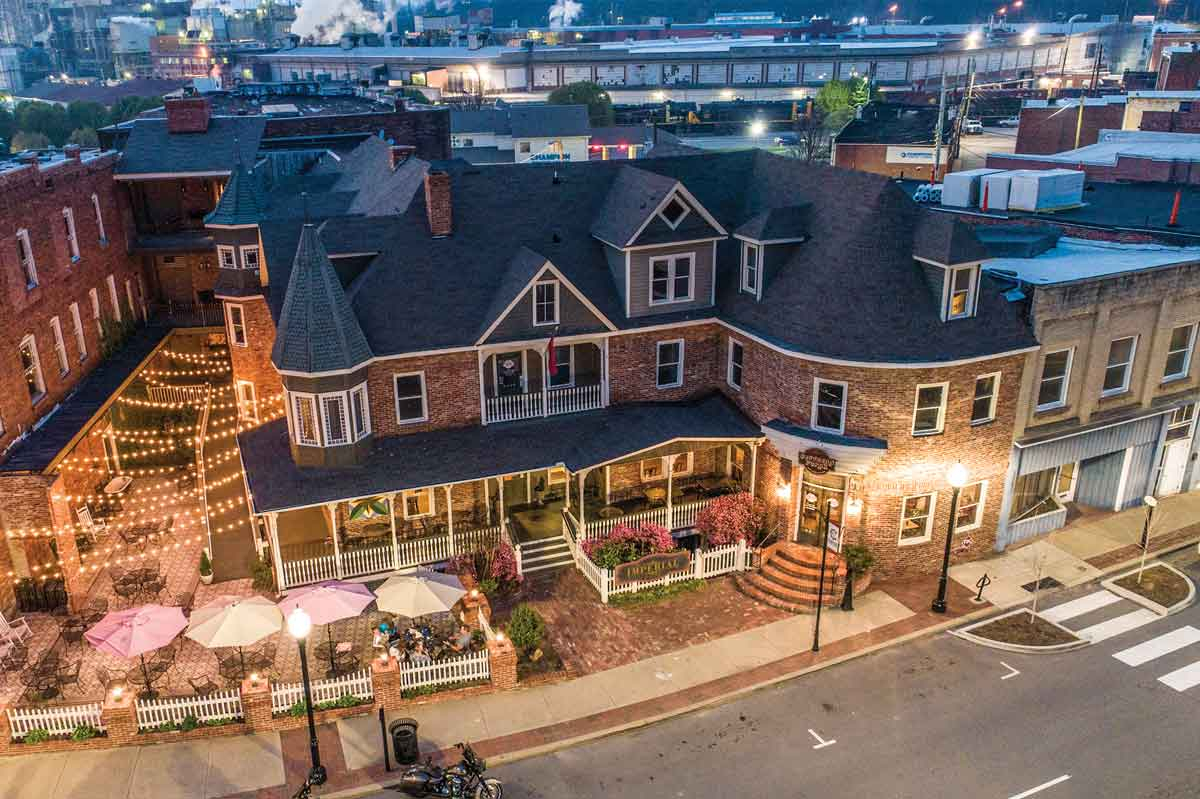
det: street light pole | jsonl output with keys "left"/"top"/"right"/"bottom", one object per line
{"left": 932, "top": 463, "right": 969, "bottom": 614}
{"left": 812, "top": 497, "right": 839, "bottom": 653}
{"left": 287, "top": 608, "right": 327, "bottom": 790}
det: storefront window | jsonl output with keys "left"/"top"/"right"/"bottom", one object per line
{"left": 1012, "top": 467, "right": 1060, "bottom": 522}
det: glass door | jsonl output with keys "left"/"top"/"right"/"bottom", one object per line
{"left": 796, "top": 472, "right": 846, "bottom": 547}
{"left": 495, "top": 352, "right": 524, "bottom": 396}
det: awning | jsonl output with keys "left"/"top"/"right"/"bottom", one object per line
{"left": 762, "top": 418, "right": 888, "bottom": 476}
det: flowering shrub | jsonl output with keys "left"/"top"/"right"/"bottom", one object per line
{"left": 582, "top": 522, "right": 675, "bottom": 569}
{"left": 695, "top": 492, "right": 769, "bottom": 548}
{"left": 450, "top": 542, "right": 524, "bottom": 594}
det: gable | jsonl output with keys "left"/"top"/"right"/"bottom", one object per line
{"left": 480, "top": 264, "right": 616, "bottom": 346}
{"left": 629, "top": 193, "right": 725, "bottom": 247}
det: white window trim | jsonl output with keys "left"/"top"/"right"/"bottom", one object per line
{"left": 726, "top": 338, "right": 744, "bottom": 391}
{"left": 62, "top": 207, "right": 79, "bottom": 262}
{"left": 1163, "top": 322, "right": 1197, "bottom": 383}
{"left": 240, "top": 245, "right": 260, "bottom": 271}
{"left": 658, "top": 194, "right": 691, "bottom": 229}
{"left": 402, "top": 487, "right": 436, "bottom": 519}
{"left": 236, "top": 380, "right": 258, "bottom": 423}
{"left": 49, "top": 316, "right": 69, "bottom": 376}
{"left": 1036, "top": 347, "right": 1074, "bottom": 411}
{"left": 656, "top": 339, "right": 685, "bottom": 389}
{"left": 640, "top": 457, "right": 665, "bottom": 481}
{"left": 106, "top": 275, "right": 121, "bottom": 323}
{"left": 532, "top": 279, "right": 559, "bottom": 327}
{"left": 548, "top": 466, "right": 568, "bottom": 485}
{"left": 91, "top": 193, "right": 107, "bottom": 242}
{"left": 321, "top": 393, "right": 350, "bottom": 446}
{"left": 289, "top": 391, "right": 320, "bottom": 446}
{"left": 954, "top": 480, "right": 988, "bottom": 533}
{"left": 226, "top": 303, "right": 247, "bottom": 347}
{"left": 648, "top": 253, "right": 695, "bottom": 306}
{"left": 547, "top": 344, "right": 574, "bottom": 389}
{"left": 349, "top": 384, "right": 371, "bottom": 440}
{"left": 1101, "top": 335, "right": 1138, "bottom": 398}
{"left": 811, "top": 378, "right": 848, "bottom": 435}
{"left": 944, "top": 265, "right": 979, "bottom": 320}
{"left": 899, "top": 491, "right": 937, "bottom": 545}
{"left": 125, "top": 279, "right": 136, "bottom": 320}
{"left": 88, "top": 288, "right": 101, "bottom": 338}
{"left": 217, "top": 245, "right": 237, "bottom": 269}
{"left": 971, "top": 371, "right": 1001, "bottom": 425}
{"left": 740, "top": 241, "right": 760, "bottom": 296}
{"left": 668, "top": 451, "right": 694, "bottom": 476}
{"left": 69, "top": 302, "right": 86, "bottom": 362}
{"left": 911, "top": 382, "right": 949, "bottom": 436}
{"left": 19, "top": 334, "right": 45, "bottom": 404}
{"left": 394, "top": 371, "right": 429, "bottom": 425}
{"left": 17, "top": 228, "right": 36, "bottom": 288}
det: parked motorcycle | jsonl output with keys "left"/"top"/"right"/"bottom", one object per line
{"left": 397, "top": 742, "right": 503, "bottom": 799}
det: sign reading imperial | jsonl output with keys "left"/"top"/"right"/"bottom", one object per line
{"left": 800, "top": 448, "right": 836, "bottom": 474}
{"left": 612, "top": 551, "right": 692, "bottom": 584}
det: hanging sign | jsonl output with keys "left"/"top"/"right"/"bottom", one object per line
{"left": 800, "top": 448, "right": 836, "bottom": 475}
{"left": 826, "top": 521, "right": 842, "bottom": 553}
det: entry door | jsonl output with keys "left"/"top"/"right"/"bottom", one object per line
{"left": 796, "top": 473, "right": 846, "bottom": 547}
{"left": 1158, "top": 442, "right": 1190, "bottom": 497}
{"left": 495, "top": 352, "right": 525, "bottom": 396}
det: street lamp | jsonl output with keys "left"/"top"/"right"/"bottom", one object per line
{"left": 287, "top": 607, "right": 327, "bottom": 790}
{"left": 932, "top": 462, "right": 969, "bottom": 613}
{"left": 812, "top": 496, "right": 840, "bottom": 653}
{"left": 748, "top": 119, "right": 766, "bottom": 144}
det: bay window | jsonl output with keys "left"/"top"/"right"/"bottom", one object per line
{"left": 287, "top": 383, "right": 372, "bottom": 448}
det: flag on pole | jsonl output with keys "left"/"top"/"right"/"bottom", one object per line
{"left": 547, "top": 335, "right": 558, "bottom": 376}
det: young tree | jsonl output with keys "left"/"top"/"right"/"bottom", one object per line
{"left": 790, "top": 105, "right": 831, "bottom": 164}
{"left": 548, "top": 81, "right": 614, "bottom": 126}
{"left": 11, "top": 131, "right": 50, "bottom": 152}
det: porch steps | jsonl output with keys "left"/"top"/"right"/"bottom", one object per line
{"left": 735, "top": 543, "right": 846, "bottom": 613}
{"left": 519, "top": 537, "right": 573, "bottom": 574}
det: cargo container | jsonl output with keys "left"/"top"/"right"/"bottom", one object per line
{"left": 1007, "top": 168, "right": 1086, "bottom": 212}
{"left": 941, "top": 168, "right": 1004, "bottom": 208}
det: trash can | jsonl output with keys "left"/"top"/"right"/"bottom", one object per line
{"left": 389, "top": 718, "right": 420, "bottom": 765}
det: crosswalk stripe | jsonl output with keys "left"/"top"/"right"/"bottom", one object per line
{"left": 1113, "top": 626, "right": 1200, "bottom": 666}
{"left": 1041, "top": 590, "right": 1122, "bottom": 623}
{"left": 1075, "top": 609, "right": 1159, "bottom": 643}
{"left": 1159, "top": 661, "right": 1200, "bottom": 692}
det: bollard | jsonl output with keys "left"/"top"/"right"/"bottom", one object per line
{"left": 380, "top": 707, "right": 391, "bottom": 772}
{"left": 973, "top": 573, "right": 991, "bottom": 604}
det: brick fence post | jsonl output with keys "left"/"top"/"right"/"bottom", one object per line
{"left": 0, "top": 705, "right": 13, "bottom": 754}
{"left": 487, "top": 636, "right": 518, "bottom": 691}
{"left": 101, "top": 688, "right": 138, "bottom": 745}
{"left": 241, "top": 677, "right": 273, "bottom": 732}
{"left": 371, "top": 655, "right": 402, "bottom": 712}
{"left": 459, "top": 590, "right": 491, "bottom": 631}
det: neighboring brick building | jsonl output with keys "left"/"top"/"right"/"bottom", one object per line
{"left": 832, "top": 102, "right": 951, "bottom": 181}
{"left": 987, "top": 130, "right": 1200, "bottom": 185}
{"left": 1014, "top": 97, "right": 1127, "bottom": 155}
{"left": 1157, "top": 46, "right": 1200, "bottom": 91}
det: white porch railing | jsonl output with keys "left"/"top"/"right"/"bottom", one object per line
{"left": 573, "top": 540, "right": 752, "bottom": 604}
{"left": 136, "top": 689, "right": 243, "bottom": 731}
{"left": 484, "top": 383, "right": 603, "bottom": 424}
{"left": 271, "top": 668, "right": 374, "bottom": 714}
{"left": 581, "top": 498, "right": 713, "bottom": 540}
{"left": 399, "top": 649, "right": 490, "bottom": 691}
{"left": 6, "top": 702, "right": 104, "bottom": 740}
{"left": 148, "top": 384, "right": 208, "bottom": 404}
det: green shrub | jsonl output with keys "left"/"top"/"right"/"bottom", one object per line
{"left": 199, "top": 549, "right": 213, "bottom": 577}
{"left": 287, "top": 700, "right": 307, "bottom": 718}
{"left": 179, "top": 715, "right": 199, "bottom": 732}
{"left": 506, "top": 603, "right": 545, "bottom": 653}
{"left": 250, "top": 555, "right": 274, "bottom": 591}
{"left": 23, "top": 728, "right": 50, "bottom": 744}
{"left": 471, "top": 630, "right": 486, "bottom": 649}
{"left": 843, "top": 545, "right": 876, "bottom": 575}
{"left": 609, "top": 579, "right": 704, "bottom": 607}
{"left": 288, "top": 695, "right": 364, "bottom": 716}
{"left": 71, "top": 724, "right": 99, "bottom": 741}
{"left": 400, "top": 678, "right": 487, "bottom": 699}
{"left": 150, "top": 720, "right": 179, "bottom": 733}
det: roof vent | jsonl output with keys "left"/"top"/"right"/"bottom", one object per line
{"left": 552, "top": 232, "right": 562, "bottom": 243}
{"left": 552, "top": 170, "right": 561, "bottom": 185}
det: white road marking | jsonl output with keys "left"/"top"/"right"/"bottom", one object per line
{"left": 1075, "top": 609, "right": 1159, "bottom": 643}
{"left": 1000, "top": 661, "right": 1021, "bottom": 680}
{"left": 1113, "top": 626, "right": 1200, "bottom": 666}
{"left": 1158, "top": 660, "right": 1200, "bottom": 692}
{"left": 1041, "top": 590, "right": 1121, "bottom": 623}
{"left": 807, "top": 728, "right": 835, "bottom": 749}
{"left": 1008, "top": 774, "right": 1071, "bottom": 798}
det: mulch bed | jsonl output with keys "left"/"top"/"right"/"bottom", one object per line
{"left": 1115, "top": 565, "right": 1191, "bottom": 609}
{"left": 970, "top": 610, "right": 1080, "bottom": 647}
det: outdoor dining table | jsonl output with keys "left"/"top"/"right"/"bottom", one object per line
{"left": 21, "top": 655, "right": 71, "bottom": 700}
{"left": 643, "top": 487, "right": 667, "bottom": 505}
{"left": 125, "top": 661, "right": 169, "bottom": 699}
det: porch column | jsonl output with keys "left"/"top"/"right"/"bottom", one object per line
{"left": 749, "top": 442, "right": 759, "bottom": 497}
{"left": 387, "top": 493, "right": 399, "bottom": 570}
{"left": 541, "top": 346, "right": 549, "bottom": 417}
{"left": 578, "top": 468, "right": 591, "bottom": 530}
{"left": 444, "top": 485, "right": 456, "bottom": 557}
{"left": 267, "top": 512, "right": 285, "bottom": 590}
{"left": 666, "top": 457, "right": 675, "bottom": 530}
{"left": 326, "top": 502, "right": 343, "bottom": 579}
{"left": 498, "top": 478, "right": 507, "bottom": 537}
{"left": 484, "top": 479, "right": 492, "bottom": 524}
{"left": 478, "top": 350, "right": 488, "bottom": 425}
{"left": 601, "top": 338, "right": 610, "bottom": 407}
{"left": 604, "top": 465, "right": 611, "bottom": 504}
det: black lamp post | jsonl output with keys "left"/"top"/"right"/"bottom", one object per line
{"left": 287, "top": 608, "right": 327, "bottom": 790}
{"left": 932, "top": 462, "right": 969, "bottom": 614}
{"left": 811, "top": 496, "right": 839, "bottom": 653}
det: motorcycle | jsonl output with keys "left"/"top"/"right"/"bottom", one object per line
{"left": 397, "top": 742, "right": 503, "bottom": 799}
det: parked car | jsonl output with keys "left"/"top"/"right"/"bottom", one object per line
{"left": 773, "top": 132, "right": 799, "bottom": 146}
{"left": 996, "top": 115, "right": 1021, "bottom": 128}
{"left": 962, "top": 119, "right": 984, "bottom": 135}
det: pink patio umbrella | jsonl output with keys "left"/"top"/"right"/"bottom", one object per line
{"left": 277, "top": 580, "right": 374, "bottom": 675}
{"left": 85, "top": 604, "right": 187, "bottom": 696}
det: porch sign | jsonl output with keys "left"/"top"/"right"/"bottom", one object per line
{"left": 613, "top": 551, "right": 692, "bottom": 585}
{"left": 825, "top": 522, "right": 842, "bottom": 553}
{"left": 801, "top": 448, "right": 836, "bottom": 475}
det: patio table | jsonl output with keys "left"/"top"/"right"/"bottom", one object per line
{"left": 598, "top": 505, "right": 624, "bottom": 519}
{"left": 643, "top": 487, "right": 667, "bottom": 505}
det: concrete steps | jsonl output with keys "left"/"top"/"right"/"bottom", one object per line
{"left": 735, "top": 542, "right": 847, "bottom": 613}
{"left": 519, "top": 536, "right": 573, "bottom": 574}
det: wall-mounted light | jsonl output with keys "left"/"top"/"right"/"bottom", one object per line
{"left": 775, "top": 482, "right": 792, "bottom": 501}
{"left": 846, "top": 497, "right": 864, "bottom": 516}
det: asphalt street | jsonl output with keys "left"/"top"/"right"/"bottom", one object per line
{"left": 368, "top": 551, "right": 1200, "bottom": 799}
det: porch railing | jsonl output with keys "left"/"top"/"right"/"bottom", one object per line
{"left": 581, "top": 498, "right": 713, "bottom": 540}
{"left": 570, "top": 539, "right": 751, "bottom": 604}
{"left": 484, "top": 383, "right": 603, "bottom": 424}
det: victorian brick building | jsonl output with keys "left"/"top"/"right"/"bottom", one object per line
{"left": 219, "top": 145, "right": 1040, "bottom": 601}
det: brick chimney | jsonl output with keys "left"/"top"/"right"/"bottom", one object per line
{"left": 389, "top": 145, "right": 416, "bottom": 171}
{"left": 63, "top": 144, "right": 81, "bottom": 160}
{"left": 165, "top": 97, "right": 212, "bottom": 134}
{"left": 424, "top": 170, "right": 452, "bottom": 237}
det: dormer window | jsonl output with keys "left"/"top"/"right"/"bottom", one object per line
{"left": 945, "top": 265, "right": 979, "bottom": 320}
{"left": 533, "top": 279, "right": 559, "bottom": 326}
{"left": 649, "top": 253, "right": 693, "bottom": 305}
{"left": 659, "top": 195, "right": 690, "bottom": 229}
{"left": 741, "top": 242, "right": 760, "bottom": 295}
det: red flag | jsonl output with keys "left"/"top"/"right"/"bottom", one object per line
{"left": 547, "top": 336, "right": 558, "bottom": 376}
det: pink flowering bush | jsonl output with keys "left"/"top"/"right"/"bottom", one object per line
{"left": 449, "top": 542, "right": 523, "bottom": 595}
{"left": 582, "top": 522, "right": 675, "bottom": 569}
{"left": 695, "top": 492, "right": 770, "bottom": 548}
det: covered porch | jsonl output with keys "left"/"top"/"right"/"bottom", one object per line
{"left": 479, "top": 337, "right": 608, "bottom": 424}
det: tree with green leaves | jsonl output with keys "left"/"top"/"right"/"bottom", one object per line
{"left": 66, "top": 100, "right": 108, "bottom": 134}
{"left": 548, "top": 81, "right": 614, "bottom": 126}
{"left": 68, "top": 127, "right": 99, "bottom": 148}
{"left": 107, "top": 95, "right": 164, "bottom": 125}
{"left": 814, "top": 77, "right": 881, "bottom": 134}
{"left": 11, "top": 131, "right": 50, "bottom": 152}
{"left": 14, "top": 101, "right": 71, "bottom": 145}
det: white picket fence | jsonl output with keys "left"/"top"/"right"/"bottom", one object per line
{"left": 581, "top": 498, "right": 712, "bottom": 540}
{"left": 399, "top": 649, "right": 490, "bottom": 692}
{"left": 485, "top": 384, "right": 604, "bottom": 424}
{"left": 148, "top": 384, "right": 208, "bottom": 404}
{"left": 573, "top": 540, "right": 752, "bottom": 604}
{"left": 6, "top": 702, "right": 104, "bottom": 740}
{"left": 135, "top": 689, "right": 243, "bottom": 731}
{"left": 271, "top": 668, "right": 374, "bottom": 715}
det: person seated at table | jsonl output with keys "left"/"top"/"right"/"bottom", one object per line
{"left": 372, "top": 623, "right": 390, "bottom": 649}
{"left": 409, "top": 641, "right": 433, "bottom": 666}
{"left": 449, "top": 625, "right": 473, "bottom": 653}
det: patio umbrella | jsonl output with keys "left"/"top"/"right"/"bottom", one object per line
{"left": 277, "top": 580, "right": 374, "bottom": 675}
{"left": 374, "top": 571, "right": 466, "bottom": 618}
{"left": 185, "top": 595, "right": 282, "bottom": 678}
{"left": 85, "top": 604, "right": 187, "bottom": 695}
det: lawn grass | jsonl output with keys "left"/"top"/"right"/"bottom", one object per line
{"left": 1115, "top": 565, "right": 1190, "bottom": 609}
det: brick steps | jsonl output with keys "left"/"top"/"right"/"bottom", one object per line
{"left": 735, "top": 542, "right": 846, "bottom": 613}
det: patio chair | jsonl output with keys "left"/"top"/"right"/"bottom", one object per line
{"left": 174, "top": 592, "right": 195, "bottom": 617}
{"left": 112, "top": 580, "right": 140, "bottom": 606}
{"left": 57, "top": 660, "right": 82, "bottom": 696}
{"left": 4, "top": 643, "right": 29, "bottom": 670}
{"left": 76, "top": 505, "right": 106, "bottom": 543}
{"left": 93, "top": 666, "right": 112, "bottom": 692}
{"left": 188, "top": 675, "right": 222, "bottom": 696}
{"left": 0, "top": 610, "right": 32, "bottom": 644}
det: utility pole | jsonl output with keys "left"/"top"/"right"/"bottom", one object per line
{"left": 950, "top": 58, "right": 976, "bottom": 167}
{"left": 1073, "top": 43, "right": 1103, "bottom": 149}
{"left": 931, "top": 70, "right": 948, "bottom": 184}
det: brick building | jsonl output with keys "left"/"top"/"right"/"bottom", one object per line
{"left": 832, "top": 101, "right": 951, "bottom": 182}
{"left": 1157, "top": 46, "right": 1200, "bottom": 91}
{"left": 988, "top": 130, "right": 1200, "bottom": 185}
{"left": 1013, "top": 97, "right": 1128, "bottom": 155}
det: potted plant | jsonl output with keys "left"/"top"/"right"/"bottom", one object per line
{"left": 840, "top": 544, "right": 876, "bottom": 611}
{"left": 199, "top": 549, "right": 214, "bottom": 585}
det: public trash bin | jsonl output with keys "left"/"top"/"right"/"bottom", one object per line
{"left": 389, "top": 718, "right": 420, "bottom": 764}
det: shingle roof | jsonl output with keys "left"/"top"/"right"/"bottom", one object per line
{"left": 271, "top": 223, "right": 373, "bottom": 374}
{"left": 734, "top": 204, "right": 811, "bottom": 242}
{"left": 116, "top": 116, "right": 266, "bottom": 176}
{"left": 835, "top": 102, "right": 945, "bottom": 146}
{"left": 590, "top": 165, "right": 679, "bottom": 247}
{"left": 508, "top": 104, "right": 591, "bottom": 138}
{"left": 478, "top": 246, "right": 550, "bottom": 340}
{"left": 204, "top": 158, "right": 265, "bottom": 226}
{"left": 912, "top": 210, "right": 992, "bottom": 265}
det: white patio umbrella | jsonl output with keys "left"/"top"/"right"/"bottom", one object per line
{"left": 375, "top": 571, "right": 467, "bottom": 618}
{"left": 185, "top": 595, "right": 282, "bottom": 677}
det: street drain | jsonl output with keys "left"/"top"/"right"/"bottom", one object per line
{"left": 1021, "top": 576, "right": 1063, "bottom": 592}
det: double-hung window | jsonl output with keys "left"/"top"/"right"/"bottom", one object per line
{"left": 1036, "top": 348, "right": 1072, "bottom": 410}
{"left": 321, "top": 394, "right": 349, "bottom": 446}
{"left": 548, "top": 345, "right": 572, "bottom": 388}
{"left": 912, "top": 383, "right": 947, "bottom": 435}
{"left": 236, "top": 380, "right": 258, "bottom": 422}
{"left": 1102, "top": 336, "right": 1137, "bottom": 397}
{"left": 349, "top": 384, "right": 371, "bottom": 440}
{"left": 727, "top": 339, "right": 744, "bottom": 390}
{"left": 899, "top": 493, "right": 936, "bottom": 544}
{"left": 16, "top": 229, "right": 36, "bottom": 288}
{"left": 394, "top": 372, "right": 428, "bottom": 424}
{"left": 533, "top": 280, "right": 558, "bottom": 326}
{"left": 955, "top": 481, "right": 986, "bottom": 532}
{"left": 971, "top": 373, "right": 999, "bottom": 424}
{"left": 19, "top": 335, "right": 45, "bottom": 404}
{"left": 227, "top": 303, "right": 247, "bottom": 347}
{"left": 812, "top": 379, "right": 847, "bottom": 434}
{"left": 945, "top": 265, "right": 977, "bottom": 319}
{"left": 649, "top": 254, "right": 693, "bottom": 305}
{"left": 91, "top": 193, "right": 107, "bottom": 242}
{"left": 656, "top": 340, "right": 684, "bottom": 389}
{"left": 217, "top": 245, "right": 236, "bottom": 269}
{"left": 741, "top": 242, "right": 760, "bottom": 295}
{"left": 1163, "top": 323, "right": 1197, "bottom": 382}
{"left": 49, "top": 316, "right": 69, "bottom": 376}
{"left": 69, "top": 302, "right": 86, "bottom": 361}
{"left": 106, "top": 275, "right": 121, "bottom": 322}
{"left": 62, "top": 208, "right": 79, "bottom": 262}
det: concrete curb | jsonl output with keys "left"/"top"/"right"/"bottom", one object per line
{"left": 1102, "top": 560, "right": 1197, "bottom": 617}
{"left": 950, "top": 608, "right": 1088, "bottom": 654}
